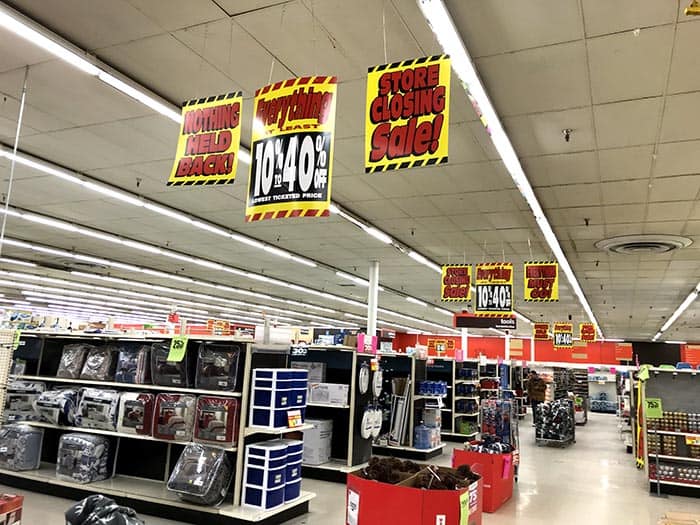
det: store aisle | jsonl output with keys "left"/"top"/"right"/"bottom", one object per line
{"left": 2, "top": 413, "right": 697, "bottom": 524}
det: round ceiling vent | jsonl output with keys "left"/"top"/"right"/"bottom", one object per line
{"left": 595, "top": 234, "right": 692, "bottom": 255}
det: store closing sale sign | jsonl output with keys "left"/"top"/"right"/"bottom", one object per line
{"left": 580, "top": 323, "right": 596, "bottom": 342}
{"left": 365, "top": 55, "right": 450, "bottom": 172}
{"left": 553, "top": 322, "right": 573, "bottom": 348}
{"left": 524, "top": 261, "right": 558, "bottom": 301}
{"left": 168, "top": 92, "right": 243, "bottom": 186}
{"left": 474, "top": 263, "right": 513, "bottom": 316}
{"left": 246, "top": 76, "right": 337, "bottom": 221}
{"left": 533, "top": 322, "right": 549, "bottom": 340}
{"left": 441, "top": 264, "right": 471, "bottom": 301}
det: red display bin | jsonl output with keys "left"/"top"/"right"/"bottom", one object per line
{"left": 0, "top": 494, "right": 23, "bottom": 525}
{"left": 346, "top": 468, "right": 483, "bottom": 525}
{"left": 452, "top": 449, "right": 514, "bottom": 513}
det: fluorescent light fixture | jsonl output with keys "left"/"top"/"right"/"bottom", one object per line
{"left": 652, "top": 332, "right": 662, "bottom": 342}
{"left": 238, "top": 149, "right": 252, "bottom": 165}
{"left": 97, "top": 71, "right": 181, "bottom": 122}
{"left": 329, "top": 204, "right": 340, "bottom": 214}
{"left": 263, "top": 245, "right": 293, "bottom": 259}
{"left": 407, "top": 251, "right": 442, "bottom": 274}
{"left": 434, "top": 307, "right": 453, "bottom": 316}
{"left": 22, "top": 213, "right": 78, "bottom": 232}
{"left": 290, "top": 256, "right": 317, "bottom": 268}
{"left": 81, "top": 181, "right": 144, "bottom": 207}
{"left": 362, "top": 226, "right": 393, "bottom": 244}
{"left": 659, "top": 287, "right": 698, "bottom": 333}
{"left": 665, "top": 341, "right": 687, "bottom": 345}
{"left": 0, "top": 257, "right": 36, "bottom": 267}
{"left": 514, "top": 311, "right": 534, "bottom": 325}
{"left": 122, "top": 240, "right": 162, "bottom": 254}
{"left": 417, "top": 0, "right": 603, "bottom": 338}
{"left": 603, "top": 338, "right": 624, "bottom": 343}
{"left": 406, "top": 296, "right": 427, "bottom": 307}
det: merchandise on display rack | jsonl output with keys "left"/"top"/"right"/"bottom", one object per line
{"left": 589, "top": 371, "right": 618, "bottom": 414}
{"left": 453, "top": 442, "right": 515, "bottom": 513}
{"left": 642, "top": 367, "right": 700, "bottom": 497}
{"left": 452, "top": 359, "right": 482, "bottom": 441}
{"left": 535, "top": 398, "right": 575, "bottom": 447}
{"left": 0, "top": 332, "right": 316, "bottom": 524}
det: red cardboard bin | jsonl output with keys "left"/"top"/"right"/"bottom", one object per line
{"left": 452, "top": 449, "right": 513, "bottom": 513}
{"left": 346, "top": 469, "right": 483, "bottom": 525}
{"left": 0, "top": 494, "right": 23, "bottom": 525}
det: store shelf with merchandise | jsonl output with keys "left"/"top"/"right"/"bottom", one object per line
{"left": 1, "top": 332, "right": 315, "bottom": 524}
{"left": 287, "top": 344, "right": 375, "bottom": 482}
{"left": 450, "top": 359, "right": 481, "bottom": 442}
{"left": 643, "top": 367, "right": 700, "bottom": 498}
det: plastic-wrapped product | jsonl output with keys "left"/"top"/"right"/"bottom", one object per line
{"left": 114, "top": 345, "right": 151, "bottom": 384}
{"left": 153, "top": 394, "right": 196, "bottom": 441}
{"left": 56, "top": 344, "right": 95, "bottom": 379}
{"left": 5, "top": 381, "right": 45, "bottom": 422}
{"left": 75, "top": 388, "right": 120, "bottom": 431}
{"left": 80, "top": 345, "right": 118, "bottom": 380}
{"left": 195, "top": 342, "right": 242, "bottom": 391}
{"left": 167, "top": 443, "right": 233, "bottom": 506}
{"left": 65, "top": 495, "right": 145, "bottom": 525}
{"left": 0, "top": 424, "right": 44, "bottom": 471}
{"left": 194, "top": 396, "right": 239, "bottom": 446}
{"left": 117, "top": 393, "right": 154, "bottom": 436}
{"left": 35, "top": 388, "right": 79, "bottom": 426}
{"left": 151, "top": 342, "right": 189, "bottom": 387}
{"left": 56, "top": 433, "right": 111, "bottom": 484}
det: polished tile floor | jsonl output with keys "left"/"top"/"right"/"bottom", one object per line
{"left": 2, "top": 413, "right": 698, "bottom": 524}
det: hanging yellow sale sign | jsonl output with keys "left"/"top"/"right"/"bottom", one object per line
{"left": 474, "top": 262, "right": 513, "bottom": 317}
{"left": 580, "top": 323, "right": 596, "bottom": 342}
{"left": 365, "top": 55, "right": 450, "bottom": 173}
{"left": 523, "top": 261, "right": 559, "bottom": 302}
{"left": 246, "top": 76, "right": 337, "bottom": 221}
{"left": 167, "top": 92, "right": 243, "bottom": 186}
{"left": 553, "top": 322, "right": 573, "bottom": 348}
{"left": 441, "top": 264, "right": 471, "bottom": 302}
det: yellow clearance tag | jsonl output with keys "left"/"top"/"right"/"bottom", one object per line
{"left": 167, "top": 336, "right": 188, "bottom": 362}
{"left": 287, "top": 409, "right": 302, "bottom": 428}
{"left": 459, "top": 489, "right": 469, "bottom": 525}
{"left": 12, "top": 330, "right": 21, "bottom": 350}
{"left": 645, "top": 398, "right": 663, "bottom": 419}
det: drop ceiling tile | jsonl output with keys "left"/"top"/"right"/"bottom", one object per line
{"left": 653, "top": 140, "right": 700, "bottom": 177}
{"left": 581, "top": 0, "right": 677, "bottom": 37}
{"left": 548, "top": 206, "right": 603, "bottom": 227}
{"left": 603, "top": 204, "right": 645, "bottom": 224}
{"left": 660, "top": 92, "right": 700, "bottom": 143}
{"left": 447, "top": 0, "right": 581, "bottom": 57}
{"left": 598, "top": 145, "right": 654, "bottom": 181}
{"left": 668, "top": 20, "right": 700, "bottom": 94}
{"left": 587, "top": 25, "right": 674, "bottom": 104}
{"left": 649, "top": 175, "right": 700, "bottom": 203}
{"left": 125, "top": 0, "right": 225, "bottom": 31}
{"left": 524, "top": 151, "right": 598, "bottom": 187}
{"left": 601, "top": 179, "right": 648, "bottom": 205}
{"left": 647, "top": 201, "right": 694, "bottom": 222}
{"left": 642, "top": 221, "right": 687, "bottom": 235}
{"left": 594, "top": 97, "right": 662, "bottom": 149}
{"left": 554, "top": 183, "right": 602, "bottom": 207}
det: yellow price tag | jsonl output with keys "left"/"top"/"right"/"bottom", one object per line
{"left": 12, "top": 330, "right": 21, "bottom": 350}
{"left": 459, "top": 489, "right": 470, "bottom": 525}
{"left": 645, "top": 398, "right": 663, "bottom": 419}
{"left": 167, "top": 336, "right": 188, "bottom": 362}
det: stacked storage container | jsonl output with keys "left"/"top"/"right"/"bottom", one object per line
{"left": 275, "top": 439, "right": 304, "bottom": 502}
{"left": 243, "top": 441, "right": 288, "bottom": 510}
{"left": 250, "top": 369, "right": 308, "bottom": 429}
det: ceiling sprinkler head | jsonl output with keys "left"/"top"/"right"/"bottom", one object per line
{"left": 562, "top": 129, "right": 572, "bottom": 143}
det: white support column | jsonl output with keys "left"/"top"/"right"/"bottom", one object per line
{"left": 461, "top": 328, "right": 468, "bottom": 359}
{"left": 367, "top": 260, "right": 380, "bottom": 336}
{"left": 505, "top": 333, "right": 511, "bottom": 361}
{"left": 530, "top": 333, "right": 535, "bottom": 363}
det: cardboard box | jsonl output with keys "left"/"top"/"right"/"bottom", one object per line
{"left": 303, "top": 419, "right": 333, "bottom": 465}
{"left": 309, "top": 383, "right": 349, "bottom": 406}
{"left": 347, "top": 466, "right": 482, "bottom": 525}
{"left": 452, "top": 449, "right": 514, "bottom": 513}
{"left": 291, "top": 362, "right": 326, "bottom": 383}
{"left": 0, "top": 494, "right": 23, "bottom": 525}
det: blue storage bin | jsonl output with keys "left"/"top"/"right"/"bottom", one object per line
{"left": 253, "top": 388, "right": 296, "bottom": 409}
{"left": 290, "top": 389, "right": 307, "bottom": 407}
{"left": 286, "top": 460, "right": 302, "bottom": 482}
{"left": 246, "top": 454, "right": 287, "bottom": 470}
{"left": 287, "top": 451, "right": 303, "bottom": 464}
{"left": 247, "top": 465, "right": 286, "bottom": 488}
{"left": 285, "top": 440, "right": 303, "bottom": 455}
{"left": 284, "top": 480, "right": 301, "bottom": 502}
{"left": 244, "top": 484, "right": 285, "bottom": 510}
{"left": 251, "top": 407, "right": 289, "bottom": 428}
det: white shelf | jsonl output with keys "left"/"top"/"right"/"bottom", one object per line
{"left": 302, "top": 459, "right": 363, "bottom": 473}
{"left": 245, "top": 423, "right": 315, "bottom": 437}
{"left": 455, "top": 396, "right": 479, "bottom": 400}
{"left": 648, "top": 429, "right": 700, "bottom": 438}
{"left": 307, "top": 402, "right": 350, "bottom": 409}
{"left": 0, "top": 464, "right": 313, "bottom": 521}
{"left": 17, "top": 421, "right": 237, "bottom": 451}
{"left": 440, "top": 408, "right": 452, "bottom": 412}
{"left": 19, "top": 331, "right": 253, "bottom": 343}
{"left": 442, "top": 431, "right": 478, "bottom": 437}
{"left": 455, "top": 380, "right": 479, "bottom": 384}
{"left": 373, "top": 443, "right": 445, "bottom": 454}
{"left": 413, "top": 395, "right": 447, "bottom": 400}
{"left": 11, "top": 375, "right": 242, "bottom": 398}
{"left": 454, "top": 412, "right": 479, "bottom": 417}
{"left": 480, "top": 389, "right": 499, "bottom": 392}
{"left": 649, "top": 479, "right": 700, "bottom": 489}
{"left": 656, "top": 455, "right": 700, "bottom": 464}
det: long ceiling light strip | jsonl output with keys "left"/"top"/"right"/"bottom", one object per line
{"left": 652, "top": 283, "right": 700, "bottom": 341}
{"left": 417, "top": 0, "right": 602, "bottom": 338}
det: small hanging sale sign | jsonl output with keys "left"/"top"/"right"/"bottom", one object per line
{"left": 441, "top": 264, "right": 471, "bottom": 302}
{"left": 523, "top": 261, "right": 558, "bottom": 302}
{"left": 533, "top": 322, "right": 550, "bottom": 340}
{"left": 580, "top": 323, "right": 596, "bottom": 342}
{"left": 474, "top": 262, "right": 513, "bottom": 317}
{"left": 246, "top": 76, "right": 337, "bottom": 221}
{"left": 553, "top": 322, "right": 573, "bottom": 348}
{"left": 167, "top": 92, "right": 243, "bottom": 186}
{"left": 365, "top": 55, "right": 450, "bottom": 173}
{"left": 645, "top": 398, "right": 663, "bottom": 419}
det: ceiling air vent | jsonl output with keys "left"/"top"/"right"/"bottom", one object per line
{"left": 595, "top": 235, "right": 692, "bottom": 255}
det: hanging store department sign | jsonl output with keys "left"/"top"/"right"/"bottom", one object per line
{"left": 579, "top": 323, "right": 596, "bottom": 342}
{"left": 246, "top": 76, "right": 337, "bottom": 221}
{"left": 441, "top": 264, "right": 471, "bottom": 302}
{"left": 474, "top": 262, "right": 513, "bottom": 317}
{"left": 553, "top": 322, "right": 573, "bottom": 348}
{"left": 168, "top": 92, "right": 243, "bottom": 186}
{"left": 533, "top": 322, "right": 549, "bottom": 340}
{"left": 454, "top": 313, "right": 516, "bottom": 330}
{"left": 365, "top": 55, "right": 450, "bottom": 173}
{"left": 523, "top": 261, "right": 559, "bottom": 302}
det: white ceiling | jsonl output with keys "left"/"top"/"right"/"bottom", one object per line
{"left": 0, "top": 0, "right": 698, "bottom": 340}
